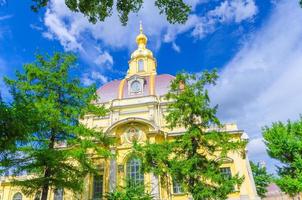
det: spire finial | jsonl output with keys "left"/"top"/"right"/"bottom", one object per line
{"left": 136, "top": 20, "right": 147, "bottom": 48}
{"left": 139, "top": 20, "right": 143, "bottom": 34}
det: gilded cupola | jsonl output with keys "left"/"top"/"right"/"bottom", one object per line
{"left": 127, "top": 22, "right": 157, "bottom": 78}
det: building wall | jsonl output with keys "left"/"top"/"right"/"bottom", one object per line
{"left": 0, "top": 95, "right": 260, "bottom": 200}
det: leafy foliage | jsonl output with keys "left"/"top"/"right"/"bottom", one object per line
{"left": 135, "top": 71, "right": 246, "bottom": 200}
{"left": 0, "top": 98, "right": 25, "bottom": 152}
{"left": 30, "top": 0, "right": 191, "bottom": 25}
{"left": 0, "top": 93, "right": 38, "bottom": 173}
{"left": 106, "top": 179, "right": 152, "bottom": 200}
{"left": 1, "top": 52, "right": 112, "bottom": 200}
{"left": 250, "top": 161, "right": 272, "bottom": 198}
{"left": 263, "top": 117, "right": 302, "bottom": 197}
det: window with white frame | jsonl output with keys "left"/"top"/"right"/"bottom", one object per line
{"left": 93, "top": 174, "right": 104, "bottom": 200}
{"left": 126, "top": 158, "right": 144, "bottom": 185}
{"left": 12, "top": 192, "right": 22, "bottom": 200}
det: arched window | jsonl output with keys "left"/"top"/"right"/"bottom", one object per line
{"left": 126, "top": 158, "right": 144, "bottom": 185}
{"left": 12, "top": 192, "right": 22, "bottom": 200}
{"left": 53, "top": 188, "right": 63, "bottom": 200}
{"left": 138, "top": 59, "right": 144, "bottom": 72}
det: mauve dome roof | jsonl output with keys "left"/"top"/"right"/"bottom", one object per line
{"left": 96, "top": 74, "right": 175, "bottom": 103}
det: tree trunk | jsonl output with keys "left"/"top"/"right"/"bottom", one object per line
{"left": 41, "top": 132, "right": 56, "bottom": 200}
{"left": 41, "top": 167, "right": 51, "bottom": 200}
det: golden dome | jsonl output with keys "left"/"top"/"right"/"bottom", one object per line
{"left": 136, "top": 22, "right": 147, "bottom": 47}
{"left": 131, "top": 22, "right": 154, "bottom": 60}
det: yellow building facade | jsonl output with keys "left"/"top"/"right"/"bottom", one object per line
{"left": 0, "top": 25, "right": 259, "bottom": 200}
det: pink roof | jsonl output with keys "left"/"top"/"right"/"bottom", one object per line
{"left": 155, "top": 74, "right": 175, "bottom": 96}
{"left": 96, "top": 79, "right": 121, "bottom": 103}
{"left": 96, "top": 74, "right": 175, "bottom": 103}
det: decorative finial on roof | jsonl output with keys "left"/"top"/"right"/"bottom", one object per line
{"left": 139, "top": 20, "right": 143, "bottom": 34}
{"left": 136, "top": 21, "right": 147, "bottom": 48}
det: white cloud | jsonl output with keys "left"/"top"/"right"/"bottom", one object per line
{"left": 43, "top": 0, "right": 258, "bottom": 56}
{"left": 30, "top": 24, "right": 43, "bottom": 31}
{"left": 81, "top": 73, "right": 94, "bottom": 86}
{"left": 94, "top": 51, "right": 113, "bottom": 69}
{"left": 81, "top": 71, "right": 109, "bottom": 86}
{"left": 192, "top": 0, "right": 257, "bottom": 38}
{"left": 0, "top": 15, "right": 12, "bottom": 21}
{"left": 172, "top": 42, "right": 181, "bottom": 53}
{"left": 208, "top": 0, "right": 257, "bottom": 23}
{"left": 44, "top": 7, "right": 82, "bottom": 51}
{"left": 209, "top": 0, "right": 302, "bottom": 172}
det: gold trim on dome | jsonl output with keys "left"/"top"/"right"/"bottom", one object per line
{"left": 118, "top": 79, "right": 126, "bottom": 99}
{"left": 150, "top": 74, "right": 155, "bottom": 95}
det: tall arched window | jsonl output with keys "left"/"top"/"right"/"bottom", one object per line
{"left": 126, "top": 158, "right": 144, "bottom": 185}
{"left": 12, "top": 192, "right": 22, "bottom": 200}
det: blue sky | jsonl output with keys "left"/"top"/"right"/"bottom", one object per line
{"left": 1, "top": 0, "right": 302, "bottom": 173}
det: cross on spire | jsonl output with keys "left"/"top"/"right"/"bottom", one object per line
{"left": 139, "top": 20, "right": 143, "bottom": 34}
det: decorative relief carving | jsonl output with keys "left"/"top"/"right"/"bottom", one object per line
{"left": 121, "top": 127, "right": 143, "bottom": 144}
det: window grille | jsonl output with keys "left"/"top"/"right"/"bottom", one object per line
{"left": 126, "top": 158, "right": 144, "bottom": 185}
{"left": 93, "top": 175, "right": 104, "bottom": 200}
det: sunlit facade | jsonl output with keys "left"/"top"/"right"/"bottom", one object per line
{"left": 0, "top": 24, "right": 259, "bottom": 200}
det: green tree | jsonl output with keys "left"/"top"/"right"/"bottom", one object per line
{"left": 106, "top": 179, "right": 152, "bottom": 200}
{"left": 135, "top": 71, "right": 246, "bottom": 200}
{"left": 30, "top": 0, "right": 190, "bottom": 25}
{"left": 2, "top": 52, "right": 112, "bottom": 200}
{"left": 0, "top": 96, "right": 19, "bottom": 152}
{"left": 263, "top": 117, "right": 302, "bottom": 197}
{"left": 250, "top": 161, "right": 272, "bottom": 198}
{"left": 0, "top": 93, "right": 38, "bottom": 172}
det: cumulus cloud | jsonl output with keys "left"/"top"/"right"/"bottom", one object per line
{"left": 81, "top": 71, "right": 109, "bottom": 86}
{"left": 43, "top": 0, "right": 258, "bottom": 58}
{"left": 208, "top": 0, "right": 257, "bottom": 23}
{"left": 192, "top": 0, "right": 257, "bottom": 38}
{"left": 41, "top": 0, "right": 258, "bottom": 87}
{"left": 209, "top": 0, "right": 302, "bottom": 172}
{"left": 94, "top": 51, "right": 113, "bottom": 69}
